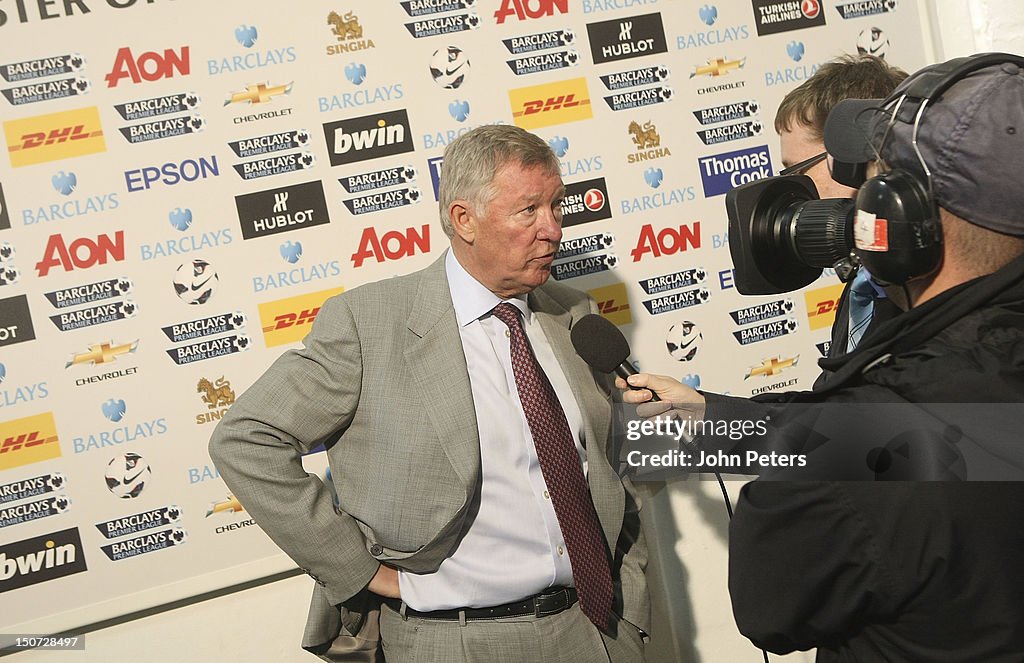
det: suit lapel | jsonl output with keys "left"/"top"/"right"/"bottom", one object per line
{"left": 403, "top": 257, "right": 481, "bottom": 492}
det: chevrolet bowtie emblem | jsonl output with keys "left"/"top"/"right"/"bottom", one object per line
{"left": 745, "top": 355, "right": 799, "bottom": 379}
{"left": 224, "top": 82, "right": 294, "bottom": 106}
{"left": 207, "top": 494, "right": 244, "bottom": 517}
{"left": 66, "top": 340, "right": 139, "bottom": 368}
{"left": 690, "top": 57, "right": 746, "bottom": 78}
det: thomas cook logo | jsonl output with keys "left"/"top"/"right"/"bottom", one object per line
{"left": 509, "top": 78, "right": 592, "bottom": 130}
{"left": 4, "top": 107, "right": 106, "bottom": 168}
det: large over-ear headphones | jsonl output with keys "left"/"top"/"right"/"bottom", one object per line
{"left": 853, "top": 52, "right": 1024, "bottom": 285}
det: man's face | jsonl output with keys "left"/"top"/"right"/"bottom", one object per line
{"left": 780, "top": 121, "right": 858, "bottom": 199}
{"left": 458, "top": 161, "right": 565, "bottom": 298}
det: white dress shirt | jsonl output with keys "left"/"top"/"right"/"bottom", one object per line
{"left": 397, "top": 250, "right": 589, "bottom": 610}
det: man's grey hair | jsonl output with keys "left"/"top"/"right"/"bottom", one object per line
{"left": 438, "top": 124, "right": 560, "bottom": 237}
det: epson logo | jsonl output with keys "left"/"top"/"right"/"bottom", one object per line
{"left": 322, "top": 109, "right": 415, "bottom": 166}
{"left": 697, "top": 145, "right": 772, "bottom": 197}
{"left": 0, "top": 528, "right": 87, "bottom": 593}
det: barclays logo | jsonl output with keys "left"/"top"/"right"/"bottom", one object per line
{"left": 102, "top": 398, "right": 127, "bottom": 423}
{"left": 169, "top": 208, "right": 193, "bottom": 232}
{"left": 235, "top": 25, "right": 258, "bottom": 48}
{"left": 548, "top": 135, "right": 569, "bottom": 157}
{"left": 280, "top": 240, "right": 302, "bottom": 264}
{"left": 644, "top": 167, "right": 663, "bottom": 189}
{"left": 699, "top": 5, "right": 717, "bottom": 25}
{"left": 449, "top": 99, "right": 470, "bottom": 122}
{"left": 345, "top": 62, "right": 367, "bottom": 85}
{"left": 51, "top": 171, "right": 76, "bottom": 196}
{"left": 787, "top": 41, "right": 805, "bottom": 62}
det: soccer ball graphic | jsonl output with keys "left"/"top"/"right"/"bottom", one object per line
{"left": 169, "top": 527, "right": 188, "bottom": 546}
{"left": 105, "top": 452, "right": 150, "bottom": 499}
{"left": 173, "top": 259, "right": 219, "bottom": 305}
{"left": 666, "top": 321, "right": 703, "bottom": 362}
{"left": 856, "top": 27, "right": 889, "bottom": 59}
{"left": 430, "top": 46, "right": 470, "bottom": 89}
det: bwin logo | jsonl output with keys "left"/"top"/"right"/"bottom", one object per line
{"left": 273, "top": 192, "right": 289, "bottom": 213}
{"left": 335, "top": 120, "right": 403, "bottom": 155}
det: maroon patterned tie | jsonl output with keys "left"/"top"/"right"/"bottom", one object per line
{"left": 491, "top": 302, "right": 614, "bottom": 631}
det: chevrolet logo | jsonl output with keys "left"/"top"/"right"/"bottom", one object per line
{"left": 66, "top": 340, "right": 139, "bottom": 368}
{"left": 224, "top": 82, "right": 294, "bottom": 106}
{"left": 690, "top": 57, "right": 746, "bottom": 78}
{"left": 207, "top": 494, "right": 244, "bottom": 517}
{"left": 745, "top": 355, "right": 799, "bottom": 379}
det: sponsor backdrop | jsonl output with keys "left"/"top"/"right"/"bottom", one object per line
{"left": 1, "top": 0, "right": 929, "bottom": 638}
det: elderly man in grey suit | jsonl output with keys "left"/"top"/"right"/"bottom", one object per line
{"left": 209, "top": 124, "right": 649, "bottom": 662}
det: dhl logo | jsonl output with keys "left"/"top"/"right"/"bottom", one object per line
{"left": 588, "top": 283, "right": 632, "bottom": 326}
{"left": 4, "top": 107, "right": 106, "bottom": 167}
{"left": 258, "top": 287, "right": 344, "bottom": 348}
{"left": 0, "top": 412, "right": 61, "bottom": 471}
{"left": 745, "top": 355, "right": 799, "bottom": 379}
{"left": 66, "top": 340, "right": 139, "bottom": 368}
{"left": 690, "top": 57, "right": 746, "bottom": 78}
{"left": 804, "top": 283, "right": 845, "bottom": 330}
{"left": 207, "top": 494, "right": 244, "bottom": 517}
{"left": 509, "top": 77, "right": 592, "bottom": 130}
{"left": 224, "top": 81, "right": 293, "bottom": 106}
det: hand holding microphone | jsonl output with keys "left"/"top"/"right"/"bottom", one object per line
{"left": 571, "top": 314, "right": 706, "bottom": 419}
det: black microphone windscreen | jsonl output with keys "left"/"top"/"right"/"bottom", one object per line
{"left": 571, "top": 314, "right": 630, "bottom": 374}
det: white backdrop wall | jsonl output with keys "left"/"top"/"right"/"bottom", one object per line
{"left": 2, "top": 0, "right": 1012, "bottom": 661}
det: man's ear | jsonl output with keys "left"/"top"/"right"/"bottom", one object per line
{"left": 449, "top": 200, "right": 475, "bottom": 243}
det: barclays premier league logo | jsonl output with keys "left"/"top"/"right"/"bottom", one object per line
{"left": 405, "top": 9, "right": 480, "bottom": 38}
{"left": 837, "top": 0, "right": 897, "bottom": 20}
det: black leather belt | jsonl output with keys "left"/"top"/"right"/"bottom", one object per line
{"left": 383, "top": 586, "right": 578, "bottom": 621}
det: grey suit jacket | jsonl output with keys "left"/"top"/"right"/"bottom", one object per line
{"left": 209, "top": 254, "right": 649, "bottom": 659}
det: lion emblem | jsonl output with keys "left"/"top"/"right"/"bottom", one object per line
{"left": 327, "top": 11, "right": 363, "bottom": 41}
{"left": 628, "top": 120, "right": 660, "bottom": 149}
{"left": 198, "top": 377, "right": 236, "bottom": 410}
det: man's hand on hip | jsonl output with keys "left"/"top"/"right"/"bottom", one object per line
{"left": 368, "top": 564, "right": 401, "bottom": 598}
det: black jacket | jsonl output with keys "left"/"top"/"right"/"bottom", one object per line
{"left": 713, "top": 254, "right": 1024, "bottom": 661}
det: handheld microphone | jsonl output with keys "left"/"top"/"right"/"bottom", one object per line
{"left": 570, "top": 314, "right": 660, "bottom": 401}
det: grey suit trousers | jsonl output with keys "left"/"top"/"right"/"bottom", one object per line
{"left": 379, "top": 602, "right": 645, "bottom": 663}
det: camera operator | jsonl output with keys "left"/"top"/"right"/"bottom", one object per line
{"left": 618, "top": 55, "right": 1024, "bottom": 661}
{"left": 774, "top": 56, "right": 907, "bottom": 375}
